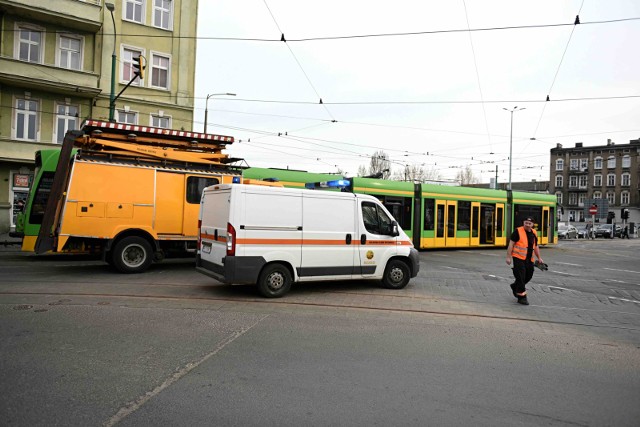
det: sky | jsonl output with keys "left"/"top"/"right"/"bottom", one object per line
{"left": 194, "top": 0, "right": 640, "bottom": 184}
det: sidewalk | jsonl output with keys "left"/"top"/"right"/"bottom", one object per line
{"left": 0, "top": 232, "right": 21, "bottom": 249}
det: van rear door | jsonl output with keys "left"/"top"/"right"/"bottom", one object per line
{"left": 199, "top": 186, "right": 232, "bottom": 269}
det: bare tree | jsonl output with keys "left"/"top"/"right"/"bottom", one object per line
{"left": 392, "top": 164, "right": 443, "bottom": 182}
{"left": 357, "top": 151, "right": 391, "bottom": 178}
{"left": 455, "top": 165, "right": 480, "bottom": 185}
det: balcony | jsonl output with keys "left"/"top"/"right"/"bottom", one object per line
{"left": 0, "top": 0, "right": 103, "bottom": 32}
{"left": 0, "top": 56, "right": 100, "bottom": 98}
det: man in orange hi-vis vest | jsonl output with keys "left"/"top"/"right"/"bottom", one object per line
{"left": 505, "top": 216, "right": 544, "bottom": 305}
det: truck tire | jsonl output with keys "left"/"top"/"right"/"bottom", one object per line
{"left": 111, "top": 236, "right": 153, "bottom": 274}
{"left": 257, "top": 264, "right": 292, "bottom": 298}
{"left": 381, "top": 259, "right": 410, "bottom": 289}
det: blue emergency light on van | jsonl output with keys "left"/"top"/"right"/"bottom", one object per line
{"left": 305, "top": 179, "right": 350, "bottom": 189}
{"left": 232, "top": 176, "right": 241, "bottom": 183}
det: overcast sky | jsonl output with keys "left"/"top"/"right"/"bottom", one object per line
{"left": 194, "top": 0, "right": 640, "bottom": 183}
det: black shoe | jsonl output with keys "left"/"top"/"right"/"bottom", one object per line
{"left": 509, "top": 283, "right": 517, "bottom": 297}
{"left": 517, "top": 296, "right": 529, "bottom": 305}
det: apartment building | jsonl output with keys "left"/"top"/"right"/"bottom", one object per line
{"left": 550, "top": 138, "right": 640, "bottom": 225}
{"left": 0, "top": 0, "right": 198, "bottom": 233}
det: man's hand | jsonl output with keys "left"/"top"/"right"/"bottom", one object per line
{"left": 506, "top": 257, "right": 512, "bottom": 265}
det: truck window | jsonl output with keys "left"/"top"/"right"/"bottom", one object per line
{"left": 186, "top": 177, "right": 219, "bottom": 204}
{"left": 29, "top": 172, "right": 55, "bottom": 224}
{"left": 362, "top": 201, "right": 393, "bottom": 235}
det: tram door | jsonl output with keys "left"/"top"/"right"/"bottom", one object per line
{"left": 434, "top": 200, "right": 456, "bottom": 247}
{"left": 539, "top": 207, "right": 550, "bottom": 245}
{"left": 495, "top": 203, "right": 506, "bottom": 246}
{"left": 470, "top": 202, "right": 480, "bottom": 246}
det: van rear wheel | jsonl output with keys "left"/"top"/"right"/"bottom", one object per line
{"left": 258, "top": 264, "right": 292, "bottom": 298}
{"left": 381, "top": 259, "right": 410, "bottom": 289}
{"left": 111, "top": 236, "right": 153, "bottom": 274}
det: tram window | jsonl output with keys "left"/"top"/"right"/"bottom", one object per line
{"left": 472, "top": 205, "right": 479, "bottom": 238}
{"left": 496, "top": 206, "right": 503, "bottom": 237}
{"left": 424, "top": 198, "right": 434, "bottom": 231}
{"left": 447, "top": 204, "right": 455, "bottom": 237}
{"left": 457, "top": 201, "right": 471, "bottom": 231}
{"left": 436, "top": 204, "right": 445, "bottom": 238}
{"left": 29, "top": 172, "right": 55, "bottom": 225}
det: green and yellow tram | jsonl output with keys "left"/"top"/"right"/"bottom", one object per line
{"left": 243, "top": 168, "right": 557, "bottom": 248}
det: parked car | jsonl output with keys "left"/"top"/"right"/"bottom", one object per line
{"left": 575, "top": 224, "right": 590, "bottom": 239}
{"left": 558, "top": 224, "right": 578, "bottom": 239}
{"left": 594, "top": 224, "right": 622, "bottom": 238}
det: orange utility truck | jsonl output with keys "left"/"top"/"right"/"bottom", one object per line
{"left": 34, "top": 120, "right": 241, "bottom": 273}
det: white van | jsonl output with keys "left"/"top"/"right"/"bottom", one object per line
{"left": 196, "top": 183, "right": 420, "bottom": 297}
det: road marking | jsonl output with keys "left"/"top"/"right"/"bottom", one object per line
{"left": 103, "top": 315, "right": 268, "bottom": 427}
{"left": 608, "top": 297, "right": 640, "bottom": 305}
{"left": 604, "top": 267, "right": 640, "bottom": 274}
{"left": 548, "top": 285, "right": 574, "bottom": 292}
{"left": 487, "top": 274, "right": 509, "bottom": 280}
{"left": 556, "top": 262, "right": 582, "bottom": 267}
{"left": 443, "top": 266, "right": 460, "bottom": 270}
{"left": 603, "top": 279, "right": 626, "bottom": 284}
{"left": 551, "top": 271, "right": 572, "bottom": 276}
{"left": 459, "top": 250, "right": 499, "bottom": 257}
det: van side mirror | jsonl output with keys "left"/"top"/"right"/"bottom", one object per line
{"left": 391, "top": 221, "right": 399, "bottom": 237}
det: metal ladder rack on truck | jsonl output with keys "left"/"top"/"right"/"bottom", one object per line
{"left": 34, "top": 120, "right": 242, "bottom": 273}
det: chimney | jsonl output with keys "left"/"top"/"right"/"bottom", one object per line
{"left": 575, "top": 142, "right": 583, "bottom": 148}
{"left": 556, "top": 143, "right": 563, "bottom": 149}
{"left": 607, "top": 139, "right": 614, "bottom": 146}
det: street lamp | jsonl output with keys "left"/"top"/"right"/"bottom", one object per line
{"left": 105, "top": 2, "right": 117, "bottom": 122}
{"left": 204, "top": 93, "right": 236, "bottom": 133}
{"left": 503, "top": 106, "right": 526, "bottom": 190}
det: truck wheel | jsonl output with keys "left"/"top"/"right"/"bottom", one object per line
{"left": 257, "top": 264, "right": 292, "bottom": 298}
{"left": 381, "top": 259, "right": 410, "bottom": 289}
{"left": 111, "top": 236, "right": 153, "bottom": 274}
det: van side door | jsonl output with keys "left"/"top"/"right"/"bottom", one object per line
{"left": 299, "top": 192, "right": 358, "bottom": 281}
{"left": 357, "top": 199, "right": 399, "bottom": 278}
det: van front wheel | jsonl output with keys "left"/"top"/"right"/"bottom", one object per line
{"left": 258, "top": 264, "right": 292, "bottom": 298}
{"left": 381, "top": 259, "right": 410, "bottom": 289}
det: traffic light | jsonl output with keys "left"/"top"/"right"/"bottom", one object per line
{"left": 622, "top": 208, "right": 629, "bottom": 220}
{"left": 133, "top": 55, "right": 145, "bottom": 79}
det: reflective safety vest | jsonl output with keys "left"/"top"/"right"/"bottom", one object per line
{"left": 512, "top": 226, "right": 537, "bottom": 261}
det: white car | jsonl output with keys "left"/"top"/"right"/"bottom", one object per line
{"left": 558, "top": 224, "right": 578, "bottom": 239}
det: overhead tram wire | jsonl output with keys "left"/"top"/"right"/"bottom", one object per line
{"left": 93, "top": 17, "right": 640, "bottom": 42}
{"left": 529, "top": 1, "right": 586, "bottom": 148}
{"left": 462, "top": 0, "right": 493, "bottom": 154}
{"left": 262, "top": 0, "right": 336, "bottom": 122}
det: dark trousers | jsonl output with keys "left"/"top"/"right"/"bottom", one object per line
{"left": 512, "top": 257, "right": 534, "bottom": 295}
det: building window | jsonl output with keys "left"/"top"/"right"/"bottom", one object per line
{"left": 568, "top": 210, "right": 576, "bottom": 222}
{"left": 606, "top": 192, "right": 615, "bottom": 205}
{"left": 150, "top": 53, "right": 170, "bottom": 89}
{"left": 124, "top": 0, "right": 144, "bottom": 24}
{"left": 555, "top": 159, "right": 563, "bottom": 171}
{"left": 54, "top": 103, "right": 79, "bottom": 144}
{"left": 593, "top": 191, "right": 602, "bottom": 199}
{"left": 118, "top": 110, "right": 137, "bottom": 124}
{"left": 580, "top": 159, "right": 588, "bottom": 170}
{"left": 15, "top": 98, "right": 39, "bottom": 141}
{"left": 621, "top": 191, "right": 630, "bottom": 205}
{"left": 594, "top": 157, "right": 602, "bottom": 169}
{"left": 569, "top": 176, "right": 577, "bottom": 188}
{"left": 555, "top": 192, "right": 562, "bottom": 205}
{"left": 607, "top": 156, "right": 615, "bottom": 168}
{"left": 555, "top": 175, "right": 563, "bottom": 188}
{"left": 579, "top": 175, "right": 587, "bottom": 189}
{"left": 622, "top": 155, "right": 630, "bottom": 168}
{"left": 122, "top": 47, "right": 144, "bottom": 86}
{"left": 578, "top": 193, "right": 586, "bottom": 207}
{"left": 58, "top": 34, "right": 82, "bottom": 70}
{"left": 151, "top": 114, "right": 170, "bottom": 128}
{"left": 594, "top": 174, "right": 602, "bottom": 187}
{"left": 621, "top": 173, "right": 630, "bottom": 187}
{"left": 17, "top": 25, "right": 43, "bottom": 63}
{"left": 607, "top": 174, "right": 615, "bottom": 187}
{"left": 570, "top": 159, "right": 579, "bottom": 170}
{"left": 153, "top": 0, "right": 172, "bottom": 30}
{"left": 569, "top": 193, "right": 577, "bottom": 205}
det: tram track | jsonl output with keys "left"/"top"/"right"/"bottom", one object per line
{"left": 2, "top": 287, "right": 640, "bottom": 333}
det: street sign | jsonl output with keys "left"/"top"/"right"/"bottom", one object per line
{"left": 583, "top": 199, "right": 608, "bottom": 219}
{"left": 589, "top": 206, "right": 597, "bottom": 215}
